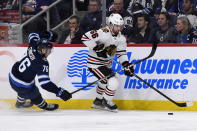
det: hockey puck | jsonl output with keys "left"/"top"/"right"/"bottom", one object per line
{"left": 168, "top": 113, "right": 173, "bottom": 115}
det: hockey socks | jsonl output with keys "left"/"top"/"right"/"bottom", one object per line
{"left": 15, "top": 96, "right": 33, "bottom": 108}
{"left": 31, "top": 94, "right": 59, "bottom": 111}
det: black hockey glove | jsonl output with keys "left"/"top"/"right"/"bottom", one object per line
{"left": 41, "top": 30, "right": 58, "bottom": 42}
{"left": 93, "top": 43, "right": 107, "bottom": 58}
{"left": 122, "top": 61, "right": 134, "bottom": 77}
{"left": 56, "top": 88, "right": 72, "bottom": 101}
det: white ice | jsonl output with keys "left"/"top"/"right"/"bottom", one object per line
{"left": 0, "top": 108, "right": 197, "bottom": 131}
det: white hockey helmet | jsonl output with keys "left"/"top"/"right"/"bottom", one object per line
{"left": 108, "top": 13, "right": 124, "bottom": 26}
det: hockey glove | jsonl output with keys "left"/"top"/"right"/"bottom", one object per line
{"left": 105, "top": 45, "right": 117, "bottom": 56}
{"left": 93, "top": 43, "right": 108, "bottom": 58}
{"left": 56, "top": 88, "right": 72, "bottom": 101}
{"left": 41, "top": 30, "right": 58, "bottom": 42}
{"left": 122, "top": 61, "right": 134, "bottom": 77}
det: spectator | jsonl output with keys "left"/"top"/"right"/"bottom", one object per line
{"left": 80, "top": 0, "right": 102, "bottom": 33}
{"left": 57, "top": 0, "right": 72, "bottom": 21}
{"left": 178, "top": 0, "right": 197, "bottom": 12}
{"left": 149, "top": 8, "right": 160, "bottom": 29}
{"left": 107, "top": 0, "right": 133, "bottom": 37}
{"left": 180, "top": 0, "right": 196, "bottom": 14}
{"left": 22, "top": 0, "right": 60, "bottom": 27}
{"left": 22, "top": 0, "right": 60, "bottom": 43}
{"left": 127, "top": 0, "right": 154, "bottom": 16}
{"left": 176, "top": 15, "right": 197, "bottom": 43}
{"left": 22, "top": 0, "right": 46, "bottom": 43}
{"left": 164, "top": 0, "right": 179, "bottom": 13}
{"left": 150, "top": 12, "right": 178, "bottom": 43}
{"left": 107, "top": 0, "right": 132, "bottom": 26}
{"left": 59, "top": 16, "right": 84, "bottom": 44}
{"left": 3, "top": 0, "right": 19, "bottom": 9}
{"left": 179, "top": 0, "right": 197, "bottom": 27}
{"left": 128, "top": 14, "right": 153, "bottom": 43}
{"left": 76, "top": 0, "right": 89, "bottom": 11}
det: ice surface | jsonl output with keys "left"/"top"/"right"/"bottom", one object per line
{"left": 0, "top": 108, "right": 197, "bottom": 131}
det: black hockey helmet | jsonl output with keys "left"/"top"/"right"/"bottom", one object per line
{"left": 37, "top": 38, "right": 53, "bottom": 51}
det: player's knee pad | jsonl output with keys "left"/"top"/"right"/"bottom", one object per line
{"left": 107, "top": 77, "right": 119, "bottom": 91}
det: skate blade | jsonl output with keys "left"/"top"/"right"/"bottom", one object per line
{"left": 15, "top": 104, "right": 33, "bottom": 108}
{"left": 103, "top": 107, "right": 118, "bottom": 113}
{"left": 91, "top": 104, "right": 104, "bottom": 110}
{"left": 92, "top": 105, "right": 118, "bottom": 113}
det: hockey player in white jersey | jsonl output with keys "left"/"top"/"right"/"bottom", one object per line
{"left": 81, "top": 13, "right": 134, "bottom": 112}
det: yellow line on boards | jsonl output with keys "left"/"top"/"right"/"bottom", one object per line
{"left": 0, "top": 99, "right": 196, "bottom": 111}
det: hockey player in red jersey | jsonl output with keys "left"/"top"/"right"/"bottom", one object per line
{"left": 81, "top": 13, "right": 134, "bottom": 112}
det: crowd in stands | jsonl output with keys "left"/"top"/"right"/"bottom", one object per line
{"left": 68, "top": 0, "right": 197, "bottom": 44}
{"left": 3, "top": 0, "right": 197, "bottom": 44}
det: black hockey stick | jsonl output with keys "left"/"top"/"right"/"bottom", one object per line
{"left": 111, "top": 50, "right": 193, "bottom": 107}
{"left": 133, "top": 73, "right": 193, "bottom": 107}
{"left": 71, "top": 42, "right": 157, "bottom": 94}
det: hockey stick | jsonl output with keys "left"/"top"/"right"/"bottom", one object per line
{"left": 133, "top": 73, "right": 193, "bottom": 107}
{"left": 71, "top": 42, "right": 157, "bottom": 94}
{"left": 111, "top": 52, "right": 193, "bottom": 107}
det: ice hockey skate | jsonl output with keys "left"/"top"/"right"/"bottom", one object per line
{"left": 102, "top": 98, "right": 118, "bottom": 113}
{"left": 91, "top": 98, "right": 104, "bottom": 109}
{"left": 43, "top": 103, "right": 59, "bottom": 111}
{"left": 15, "top": 100, "right": 33, "bottom": 108}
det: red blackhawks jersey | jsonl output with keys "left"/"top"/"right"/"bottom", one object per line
{"left": 81, "top": 26, "right": 128, "bottom": 68}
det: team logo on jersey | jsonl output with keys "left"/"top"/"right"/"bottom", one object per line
{"left": 67, "top": 50, "right": 97, "bottom": 90}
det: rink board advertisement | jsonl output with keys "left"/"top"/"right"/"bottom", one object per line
{"left": 0, "top": 45, "right": 197, "bottom": 110}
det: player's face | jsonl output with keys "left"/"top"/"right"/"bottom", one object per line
{"left": 111, "top": 24, "right": 123, "bottom": 35}
{"left": 42, "top": 48, "right": 52, "bottom": 58}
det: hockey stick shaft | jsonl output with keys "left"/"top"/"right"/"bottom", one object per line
{"left": 112, "top": 57, "right": 190, "bottom": 107}
{"left": 71, "top": 43, "right": 157, "bottom": 94}
{"left": 133, "top": 73, "right": 188, "bottom": 107}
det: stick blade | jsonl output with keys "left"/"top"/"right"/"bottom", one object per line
{"left": 186, "top": 102, "right": 193, "bottom": 107}
{"left": 177, "top": 102, "right": 193, "bottom": 107}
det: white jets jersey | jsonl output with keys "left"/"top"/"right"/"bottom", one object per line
{"left": 81, "top": 26, "right": 128, "bottom": 68}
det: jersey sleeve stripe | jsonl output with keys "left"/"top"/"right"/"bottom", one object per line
{"left": 81, "top": 34, "right": 90, "bottom": 41}
{"left": 36, "top": 100, "right": 46, "bottom": 107}
{"left": 116, "top": 50, "right": 126, "bottom": 52}
{"left": 28, "top": 33, "right": 40, "bottom": 42}
{"left": 39, "top": 80, "right": 51, "bottom": 86}
{"left": 88, "top": 55, "right": 109, "bottom": 62}
{"left": 37, "top": 75, "right": 49, "bottom": 79}
{"left": 38, "top": 78, "right": 50, "bottom": 83}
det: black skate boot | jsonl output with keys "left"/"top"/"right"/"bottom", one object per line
{"left": 15, "top": 100, "right": 33, "bottom": 108}
{"left": 43, "top": 103, "right": 59, "bottom": 111}
{"left": 102, "top": 98, "right": 118, "bottom": 112}
{"left": 91, "top": 98, "right": 104, "bottom": 109}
